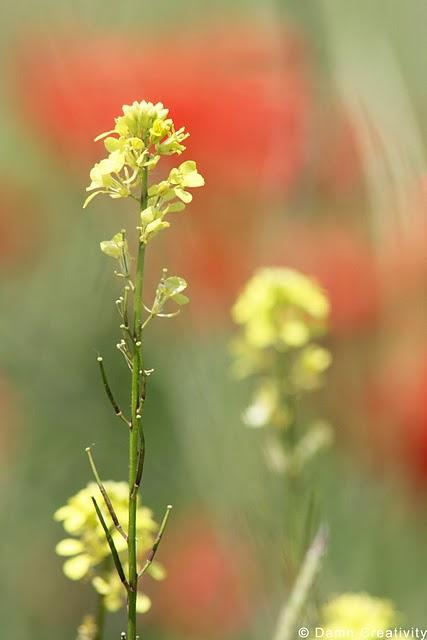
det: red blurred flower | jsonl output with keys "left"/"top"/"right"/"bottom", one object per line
{"left": 368, "top": 347, "right": 427, "bottom": 487}
{"left": 13, "top": 24, "right": 310, "bottom": 319}
{"left": 381, "top": 176, "right": 427, "bottom": 300}
{"left": 152, "top": 516, "right": 259, "bottom": 638}
{"left": 14, "top": 23, "right": 310, "bottom": 194}
{"left": 315, "top": 106, "right": 362, "bottom": 197}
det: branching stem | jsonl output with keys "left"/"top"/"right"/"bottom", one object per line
{"left": 97, "top": 356, "right": 130, "bottom": 428}
{"left": 138, "top": 505, "right": 172, "bottom": 579}
{"left": 86, "top": 447, "right": 128, "bottom": 541}
{"left": 91, "top": 497, "right": 129, "bottom": 592}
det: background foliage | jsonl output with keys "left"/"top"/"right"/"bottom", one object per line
{"left": 0, "top": 1, "right": 426, "bottom": 638}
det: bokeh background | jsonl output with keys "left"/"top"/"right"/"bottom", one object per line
{"left": 0, "top": 1, "right": 426, "bottom": 638}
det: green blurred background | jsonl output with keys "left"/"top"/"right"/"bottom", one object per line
{"left": 0, "top": 1, "right": 426, "bottom": 638}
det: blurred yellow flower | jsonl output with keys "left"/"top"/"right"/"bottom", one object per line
{"left": 231, "top": 267, "right": 333, "bottom": 473}
{"left": 232, "top": 268, "right": 329, "bottom": 351}
{"left": 321, "top": 593, "right": 399, "bottom": 638}
{"left": 76, "top": 615, "right": 97, "bottom": 640}
{"left": 54, "top": 481, "right": 164, "bottom": 613}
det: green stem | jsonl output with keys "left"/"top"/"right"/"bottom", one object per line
{"left": 95, "top": 592, "right": 106, "bottom": 640}
{"left": 127, "top": 167, "right": 148, "bottom": 640}
{"left": 138, "top": 504, "right": 172, "bottom": 578}
{"left": 272, "top": 525, "right": 328, "bottom": 640}
{"left": 91, "top": 497, "right": 129, "bottom": 590}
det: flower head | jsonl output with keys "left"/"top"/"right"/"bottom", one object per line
{"left": 84, "top": 99, "right": 204, "bottom": 248}
{"left": 54, "top": 481, "right": 165, "bottom": 613}
{"left": 231, "top": 267, "right": 332, "bottom": 466}
{"left": 114, "top": 100, "right": 169, "bottom": 138}
{"left": 232, "top": 268, "right": 329, "bottom": 351}
{"left": 321, "top": 593, "right": 399, "bottom": 639}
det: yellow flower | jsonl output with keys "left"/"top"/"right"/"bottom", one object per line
{"left": 292, "top": 345, "right": 332, "bottom": 391}
{"left": 231, "top": 267, "right": 332, "bottom": 442}
{"left": 232, "top": 268, "right": 329, "bottom": 350}
{"left": 92, "top": 569, "right": 158, "bottom": 613}
{"left": 150, "top": 117, "right": 172, "bottom": 142}
{"left": 114, "top": 100, "right": 169, "bottom": 137}
{"left": 54, "top": 481, "right": 157, "bottom": 581}
{"left": 83, "top": 99, "right": 204, "bottom": 245}
{"left": 321, "top": 593, "right": 399, "bottom": 639}
{"left": 76, "top": 615, "right": 97, "bottom": 640}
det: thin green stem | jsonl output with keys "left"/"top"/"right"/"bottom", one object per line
{"left": 139, "top": 504, "right": 172, "bottom": 578}
{"left": 95, "top": 592, "right": 106, "bottom": 640}
{"left": 127, "top": 166, "right": 148, "bottom": 640}
{"left": 86, "top": 447, "right": 128, "bottom": 541}
{"left": 131, "top": 427, "right": 145, "bottom": 501}
{"left": 91, "top": 497, "right": 129, "bottom": 592}
{"left": 97, "top": 355, "right": 130, "bottom": 428}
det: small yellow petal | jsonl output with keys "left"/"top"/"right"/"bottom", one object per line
{"left": 63, "top": 554, "right": 91, "bottom": 580}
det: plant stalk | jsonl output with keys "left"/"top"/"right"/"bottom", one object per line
{"left": 127, "top": 167, "right": 148, "bottom": 640}
{"left": 95, "top": 592, "right": 106, "bottom": 640}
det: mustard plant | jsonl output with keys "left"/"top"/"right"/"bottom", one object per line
{"left": 231, "top": 267, "right": 333, "bottom": 636}
{"left": 231, "top": 267, "right": 333, "bottom": 482}
{"left": 55, "top": 100, "right": 204, "bottom": 640}
{"left": 320, "top": 593, "right": 399, "bottom": 638}
{"left": 232, "top": 270, "right": 402, "bottom": 639}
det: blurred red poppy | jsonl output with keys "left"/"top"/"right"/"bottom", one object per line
{"left": 13, "top": 24, "right": 311, "bottom": 319}
{"left": 314, "top": 106, "right": 362, "bottom": 197}
{"left": 152, "top": 516, "right": 259, "bottom": 638}
{"left": 14, "top": 23, "right": 310, "bottom": 194}
{"left": 382, "top": 176, "right": 427, "bottom": 300}
{"left": 368, "top": 346, "right": 427, "bottom": 487}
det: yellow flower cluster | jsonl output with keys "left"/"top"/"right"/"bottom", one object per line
{"left": 232, "top": 268, "right": 329, "bottom": 351}
{"left": 139, "top": 160, "right": 204, "bottom": 244}
{"left": 84, "top": 100, "right": 204, "bottom": 249}
{"left": 321, "top": 593, "right": 399, "bottom": 639}
{"left": 231, "top": 268, "right": 331, "bottom": 430}
{"left": 54, "top": 481, "right": 165, "bottom": 613}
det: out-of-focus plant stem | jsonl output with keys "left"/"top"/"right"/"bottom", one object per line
{"left": 273, "top": 525, "right": 328, "bottom": 640}
{"left": 95, "top": 593, "right": 106, "bottom": 640}
{"left": 127, "top": 166, "right": 148, "bottom": 640}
